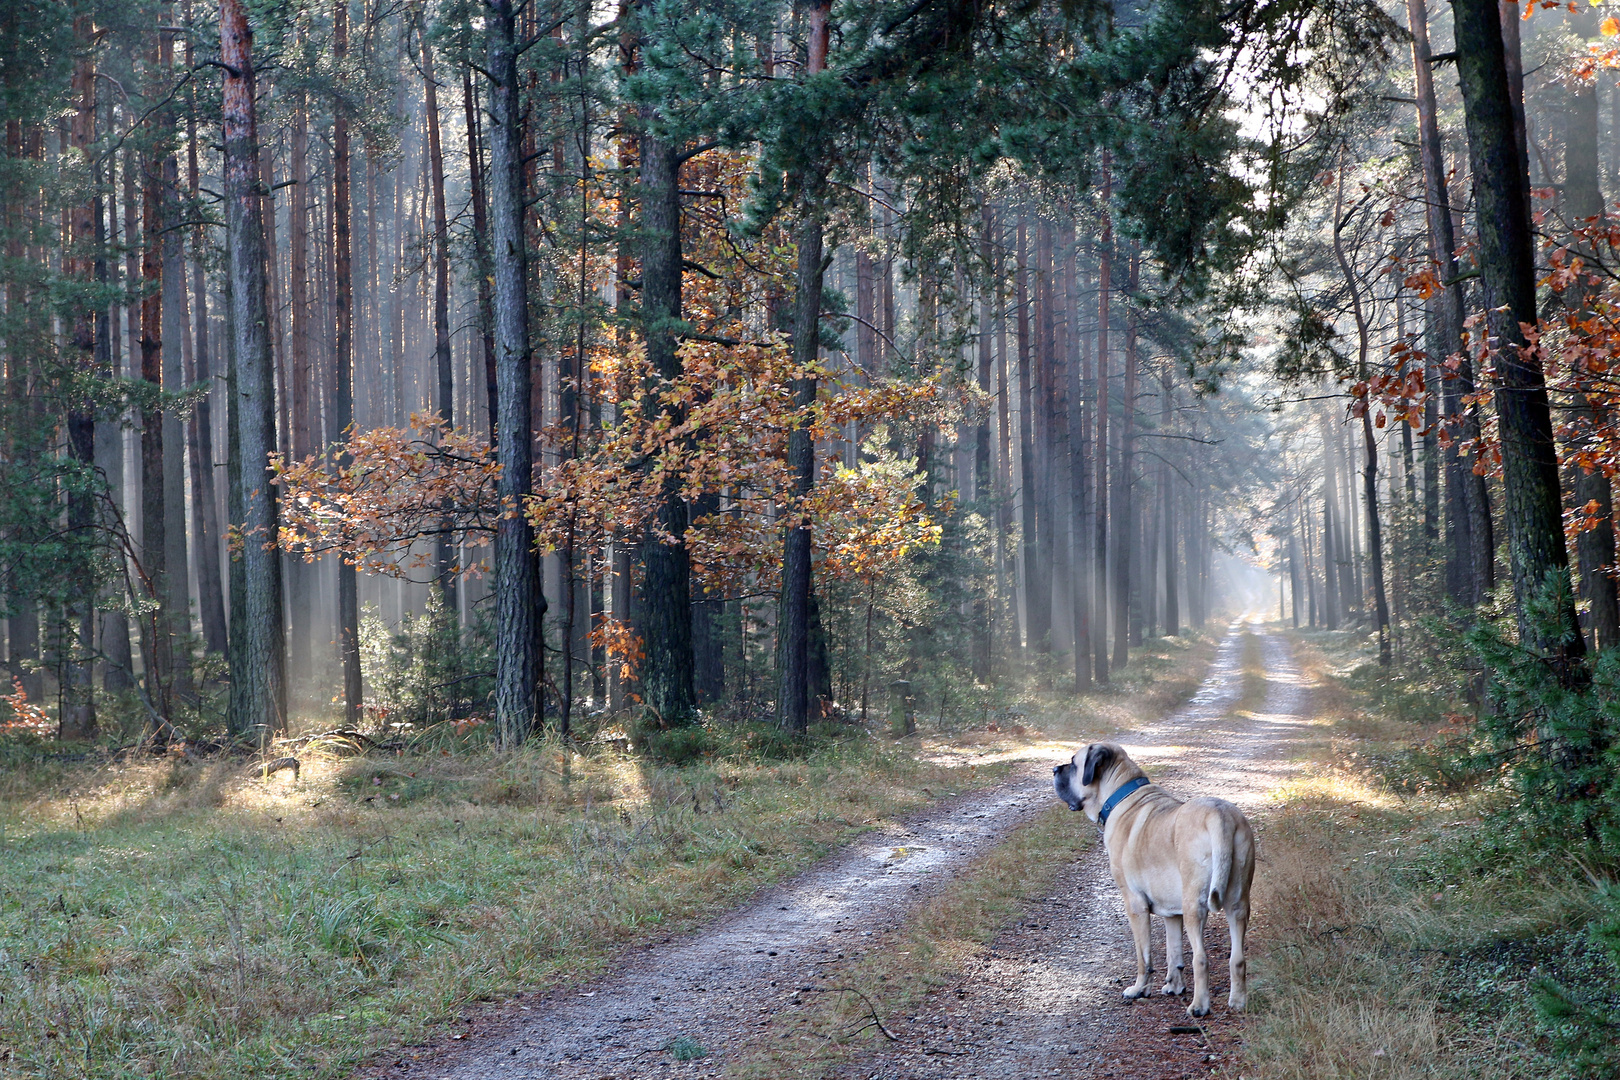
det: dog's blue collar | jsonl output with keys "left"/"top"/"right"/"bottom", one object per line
{"left": 1097, "top": 776, "right": 1150, "bottom": 828}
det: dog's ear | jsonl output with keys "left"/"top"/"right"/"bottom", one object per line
{"left": 1081, "top": 744, "right": 1113, "bottom": 787}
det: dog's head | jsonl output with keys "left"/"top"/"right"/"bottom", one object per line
{"left": 1052, "top": 742, "right": 1143, "bottom": 822}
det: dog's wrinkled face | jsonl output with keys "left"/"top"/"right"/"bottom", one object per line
{"left": 1052, "top": 743, "right": 1115, "bottom": 822}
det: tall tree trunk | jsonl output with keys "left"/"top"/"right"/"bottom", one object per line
{"left": 61, "top": 17, "right": 98, "bottom": 740}
{"left": 287, "top": 86, "right": 312, "bottom": 689}
{"left": 994, "top": 216, "right": 1014, "bottom": 665}
{"left": 1094, "top": 160, "right": 1112, "bottom": 682}
{"left": 637, "top": 125, "right": 696, "bottom": 728}
{"left": 1564, "top": 57, "right": 1618, "bottom": 650}
{"left": 606, "top": 15, "right": 637, "bottom": 716}
{"left": 1015, "top": 218, "right": 1043, "bottom": 657}
{"left": 464, "top": 69, "right": 497, "bottom": 441}
{"left": 1409, "top": 0, "right": 1490, "bottom": 603}
{"left": 420, "top": 14, "right": 457, "bottom": 620}
{"left": 333, "top": 0, "right": 362, "bottom": 725}
{"left": 1333, "top": 160, "right": 1392, "bottom": 663}
{"left": 140, "top": 24, "right": 172, "bottom": 727}
{"left": 1161, "top": 363, "right": 1179, "bottom": 636}
{"left": 1042, "top": 222, "right": 1075, "bottom": 669}
{"left": 487, "top": 0, "right": 541, "bottom": 744}
{"left": 100, "top": 99, "right": 135, "bottom": 695}
{"left": 221, "top": 0, "right": 287, "bottom": 741}
{"left": 185, "top": 54, "right": 227, "bottom": 657}
{"left": 972, "top": 207, "right": 994, "bottom": 681}
{"left": 1068, "top": 238, "right": 1093, "bottom": 689}
{"left": 777, "top": 0, "right": 830, "bottom": 735}
{"left": 1452, "top": 0, "right": 1584, "bottom": 665}
{"left": 1315, "top": 476, "right": 1341, "bottom": 628}
{"left": 1112, "top": 248, "right": 1137, "bottom": 670}
{"left": 161, "top": 26, "right": 192, "bottom": 704}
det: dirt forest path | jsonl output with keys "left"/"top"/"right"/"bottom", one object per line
{"left": 400, "top": 618, "right": 1309, "bottom": 1080}
{"left": 833, "top": 617, "right": 1311, "bottom": 1080}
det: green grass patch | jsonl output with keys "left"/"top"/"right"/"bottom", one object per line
{"left": 1244, "top": 630, "right": 1617, "bottom": 1080}
{"left": 0, "top": 734, "right": 1008, "bottom": 1080}
{"left": 0, "top": 631, "right": 1215, "bottom": 1080}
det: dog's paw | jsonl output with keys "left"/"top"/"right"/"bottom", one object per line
{"left": 1160, "top": 978, "right": 1185, "bottom": 995}
{"left": 1187, "top": 1000, "right": 1210, "bottom": 1018}
{"left": 1227, "top": 992, "right": 1247, "bottom": 1012}
{"left": 1122, "top": 985, "right": 1149, "bottom": 1001}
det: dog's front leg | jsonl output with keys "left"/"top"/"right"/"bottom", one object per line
{"left": 1161, "top": 913, "right": 1186, "bottom": 995}
{"left": 1122, "top": 905, "right": 1153, "bottom": 1000}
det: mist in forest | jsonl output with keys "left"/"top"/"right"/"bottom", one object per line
{"left": 0, "top": 0, "right": 1613, "bottom": 782}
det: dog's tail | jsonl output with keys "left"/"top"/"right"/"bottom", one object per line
{"left": 1207, "top": 818, "right": 1234, "bottom": 912}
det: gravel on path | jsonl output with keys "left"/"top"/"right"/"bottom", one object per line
{"left": 371, "top": 618, "right": 1306, "bottom": 1080}
{"left": 833, "top": 618, "right": 1310, "bottom": 1080}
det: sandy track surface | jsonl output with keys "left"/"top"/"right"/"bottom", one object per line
{"left": 834, "top": 618, "right": 1310, "bottom": 1080}
{"left": 381, "top": 619, "right": 1307, "bottom": 1080}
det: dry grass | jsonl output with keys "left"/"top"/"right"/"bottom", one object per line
{"left": 0, "top": 732, "right": 1009, "bottom": 1080}
{"left": 1242, "top": 630, "right": 1606, "bottom": 1080}
{"left": 0, "top": 633, "right": 1216, "bottom": 1080}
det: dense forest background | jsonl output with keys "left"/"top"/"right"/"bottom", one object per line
{"left": 14, "top": 0, "right": 1620, "bottom": 1077}
{"left": 0, "top": 0, "right": 1615, "bottom": 801}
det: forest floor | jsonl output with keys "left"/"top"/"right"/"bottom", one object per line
{"left": 0, "top": 631, "right": 1212, "bottom": 1080}
{"left": 390, "top": 617, "right": 1310, "bottom": 1080}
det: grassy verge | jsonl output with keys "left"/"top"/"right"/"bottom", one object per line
{"left": 0, "top": 633, "right": 1214, "bottom": 1080}
{"left": 0, "top": 731, "right": 1011, "bottom": 1079}
{"left": 1243, "top": 630, "right": 1615, "bottom": 1080}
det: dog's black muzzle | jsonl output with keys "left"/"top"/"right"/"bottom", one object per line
{"left": 1053, "top": 762, "right": 1082, "bottom": 811}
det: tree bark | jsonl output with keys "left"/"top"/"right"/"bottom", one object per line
{"left": 1161, "top": 363, "right": 1179, "bottom": 636}
{"left": 1333, "top": 160, "right": 1392, "bottom": 663}
{"left": 636, "top": 115, "right": 697, "bottom": 729}
{"left": 140, "top": 22, "right": 172, "bottom": 726}
{"left": 777, "top": 0, "right": 831, "bottom": 735}
{"left": 1564, "top": 61, "right": 1618, "bottom": 649}
{"left": 1042, "top": 222, "right": 1075, "bottom": 670}
{"left": 286, "top": 83, "right": 313, "bottom": 694}
{"left": 186, "top": 50, "right": 227, "bottom": 657}
{"left": 487, "top": 0, "right": 542, "bottom": 745}
{"left": 464, "top": 69, "right": 498, "bottom": 442}
{"left": 1094, "top": 160, "right": 1112, "bottom": 682}
{"left": 972, "top": 207, "right": 994, "bottom": 681}
{"left": 1112, "top": 247, "right": 1137, "bottom": 670}
{"left": 333, "top": 0, "right": 362, "bottom": 726}
{"left": 1068, "top": 238, "right": 1093, "bottom": 689}
{"left": 61, "top": 17, "right": 98, "bottom": 740}
{"left": 1015, "top": 217, "right": 1043, "bottom": 657}
{"left": 221, "top": 0, "right": 287, "bottom": 741}
{"left": 1452, "top": 0, "right": 1584, "bottom": 663}
{"left": 161, "top": 22, "right": 192, "bottom": 702}
{"left": 1408, "top": 0, "right": 1491, "bottom": 603}
{"left": 420, "top": 14, "right": 458, "bottom": 619}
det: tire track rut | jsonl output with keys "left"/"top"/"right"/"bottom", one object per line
{"left": 382, "top": 618, "right": 1306, "bottom": 1080}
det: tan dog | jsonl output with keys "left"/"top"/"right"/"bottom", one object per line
{"left": 1053, "top": 742, "right": 1254, "bottom": 1016}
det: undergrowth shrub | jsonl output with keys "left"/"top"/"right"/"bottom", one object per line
{"left": 359, "top": 587, "right": 493, "bottom": 729}
{"left": 1530, "top": 884, "right": 1620, "bottom": 1079}
{"left": 1361, "top": 580, "right": 1620, "bottom": 1075}
{"left": 1462, "top": 582, "right": 1620, "bottom": 860}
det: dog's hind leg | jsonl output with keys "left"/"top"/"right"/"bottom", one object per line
{"left": 1183, "top": 893, "right": 1212, "bottom": 1017}
{"left": 1122, "top": 905, "right": 1153, "bottom": 1000}
{"left": 1226, "top": 898, "right": 1249, "bottom": 1010}
{"left": 1161, "top": 914, "right": 1186, "bottom": 995}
